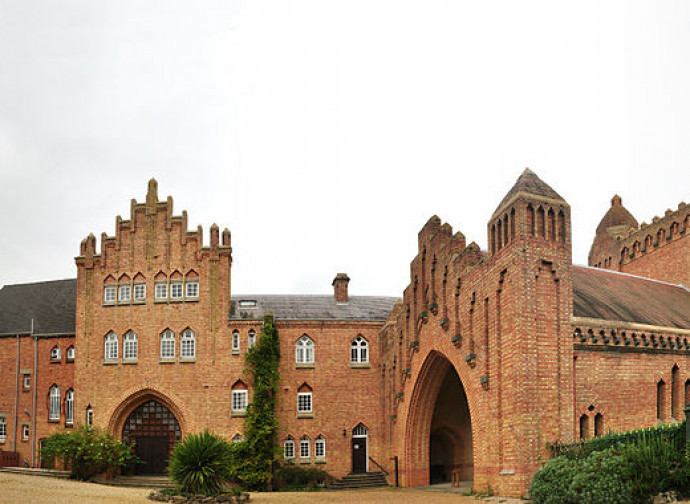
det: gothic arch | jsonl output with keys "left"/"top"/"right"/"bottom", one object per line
{"left": 404, "top": 350, "right": 476, "bottom": 486}
{"left": 108, "top": 386, "right": 187, "bottom": 438}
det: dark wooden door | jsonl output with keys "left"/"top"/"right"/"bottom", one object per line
{"left": 136, "top": 435, "right": 169, "bottom": 475}
{"left": 352, "top": 437, "right": 367, "bottom": 473}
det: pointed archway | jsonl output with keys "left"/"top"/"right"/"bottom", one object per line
{"left": 405, "top": 351, "right": 474, "bottom": 486}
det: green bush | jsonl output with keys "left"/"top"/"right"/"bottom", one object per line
{"left": 40, "top": 426, "right": 138, "bottom": 480}
{"left": 168, "top": 430, "right": 234, "bottom": 496}
{"left": 273, "top": 464, "right": 329, "bottom": 490}
{"left": 569, "top": 449, "right": 633, "bottom": 504}
{"left": 529, "top": 455, "right": 578, "bottom": 504}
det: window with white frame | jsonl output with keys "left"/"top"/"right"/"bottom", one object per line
{"left": 170, "top": 281, "right": 183, "bottom": 299}
{"left": 50, "top": 346, "right": 61, "bottom": 361}
{"left": 297, "top": 392, "right": 312, "bottom": 414}
{"left": 123, "top": 331, "right": 138, "bottom": 360}
{"left": 65, "top": 390, "right": 74, "bottom": 425}
{"left": 185, "top": 280, "right": 199, "bottom": 298}
{"left": 86, "top": 406, "right": 93, "bottom": 426}
{"left": 118, "top": 284, "right": 131, "bottom": 302}
{"left": 66, "top": 346, "right": 75, "bottom": 361}
{"left": 296, "top": 335, "right": 314, "bottom": 364}
{"left": 350, "top": 335, "right": 369, "bottom": 364}
{"left": 232, "top": 390, "right": 248, "bottom": 413}
{"left": 104, "top": 332, "right": 118, "bottom": 360}
{"left": 155, "top": 282, "right": 168, "bottom": 300}
{"left": 248, "top": 330, "right": 256, "bottom": 349}
{"left": 181, "top": 329, "right": 195, "bottom": 358}
{"left": 160, "top": 330, "right": 175, "bottom": 359}
{"left": 284, "top": 437, "right": 295, "bottom": 459}
{"left": 104, "top": 285, "right": 116, "bottom": 303}
{"left": 232, "top": 330, "right": 240, "bottom": 352}
{"left": 49, "top": 385, "right": 60, "bottom": 421}
{"left": 23, "top": 374, "right": 30, "bottom": 389}
{"left": 232, "top": 434, "right": 244, "bottom": 443}
{"left": 300, "top": 436, "right": 310, "bottom": 458}
{"left": 22, "top": 424, "right": 29, "bottom": 440}
{"left": 133, "top": 283, "right": 146, "bottom": 301}
{"left": 0, "top": 417, "right": 6, "bottom": 442}
{"left": 315, "top": 435, "right": 326, "bottom": 458}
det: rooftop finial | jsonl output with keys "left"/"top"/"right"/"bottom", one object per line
{"left": 147, "top": 178, "right": 158, "bottom": 205}
{"left": 612, "top": 195, "right": 622, "bottom": 207}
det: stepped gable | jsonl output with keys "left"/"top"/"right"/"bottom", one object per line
{"left": 492, "top": 168, "right": 565, "bottom": 218}
{"left": 0, "top": 279, "right": 77, "bottom": 334}
{"left": 229, "top": 295, "right": 399, "bottom": 321}
{"left": 572, "top": 266, "right": 690, "bottom": 329}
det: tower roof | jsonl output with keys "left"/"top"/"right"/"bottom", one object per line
{"left": 493, "top": 168, "right": 565, "bottom": 218}
{"left": 595, "top": 195, "right": 639, "bottom": 235}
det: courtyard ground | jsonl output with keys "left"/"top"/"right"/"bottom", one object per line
{"left": 0, "top": 472, "right": 524, "bottom": 504}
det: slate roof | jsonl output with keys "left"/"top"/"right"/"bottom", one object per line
{"left": 0, "top": 279, "right": 77, "bottom": 335}
{"left": 494, "top": 168, "right": 565, "bottom": 217}
{"left": 572, "top": 266, "right": 690, "bottom": 329}
{"left": 229, "top": 295, "right": 399, "bottom": 321}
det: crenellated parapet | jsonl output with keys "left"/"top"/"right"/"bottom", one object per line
{"left": 572, "top": 318, "right": 690, "bottom": 354}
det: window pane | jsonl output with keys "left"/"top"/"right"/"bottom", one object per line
{"left": 104, "top": 286, "right": 116, "bottom": 303}
{"left": 171, "top": 282, "right": 183, "bottom": 299}
{"left": 119, "top": 285, "right": 131, "bottom": 302}
{"left": 134, "top": 284, "right": 146, "bottom": 300}
{"left": 155, "top": 283, "right": 168, "bottom": 299}
{"left": 186, "top": 281, "right": 199, "bottom": 298}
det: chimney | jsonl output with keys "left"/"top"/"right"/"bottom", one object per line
{"left": 332, "top": 273, "right": 350, "bottom": 303}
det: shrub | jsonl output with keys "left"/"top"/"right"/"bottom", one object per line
{"left": 168, "top": 430, "right": 234, "bottom": 496}
{"left": 273, "top": 464, "right": 329, "bottom": 490}
{"left": 569, "top": 448, "right": 633, "bottom": 504}
{"left": 40, "top": 426, "right": 137, "bottom": 480}
{"left": 529, "top": 455, "right": 578, "bottom": 504}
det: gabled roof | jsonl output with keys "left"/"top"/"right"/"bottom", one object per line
{"left": 0, "top": 279, "right": 77, "bottom": 334}
{"left": 572, "top": 266, "right": 690, "bottom": 329}
{"left": 493, "top": 168, "right": 565, "bottom": 217}
{"left": 229, "top": 295, "right": 399, "bottom": 322}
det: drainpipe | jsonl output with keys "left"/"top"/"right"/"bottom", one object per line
{"left": 13, "top": 333, "right": 20, "bottom": 453}
{"left": 31, "top": 319, "right": 37, "bottom": 468}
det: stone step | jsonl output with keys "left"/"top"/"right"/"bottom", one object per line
{"left": 0, "top": 467, "right": 70, "bottom": 479}
{"left": 330, "top": 471, "right": 388, "bottom": 490}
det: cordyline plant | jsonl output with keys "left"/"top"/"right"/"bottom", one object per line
{"left": 168, "top": 430, "right": 234, "bottom": 496}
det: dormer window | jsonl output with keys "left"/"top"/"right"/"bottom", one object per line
{"left": 50, "top": 346, "right": 61, "bottom": 361}
{"left": 239, "top": 300, "right": 257, "bottom": 308}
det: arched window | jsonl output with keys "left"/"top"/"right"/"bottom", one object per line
{"left": 160, "top": 330, "right": 175, "bottom": 359}
{"left": 104, "top": 332, "right": 118, "bottom": 360}
{"left": 315, "top": 435, "right": 326, "bottom": 458}
{"left": 123, "top": 331, "right": 138, "bottom": 360}
{"left": 657, "top": 379, "right": 667, "bottom": 422}
{"left": 50, "top": 346, "right": 61, "bottom": 361}
{"left": 66, "top": 346, "right": 75, "bottom": 361}
{"left": 297, "top": 384, "right": 313, "bottom": 414}
{"left": 579, "top": 414, "right": 589, "bottom": 439}
{"left": 65, "top": 390, "right": 74, "bottom": 425}
{"left": 232, "top": 434, "right": 244, "bottom": 443}
{"left": 672, "top": 365, "right": 680, "bottom": 420}
{"left": 181, "top": 329, "right": 195, "bottom": 359}
{"left": 296, "top": 335, "right": 314, "bottom": 364}
{"left": 85, "top": 405, "right": 93, "bottom": 426}
{"left": 248, "top": 329, "right": 256, "bottom": 349}
{"left": 350, "top": 335, "right": 369, "bottom": 364}
{"left": 284, "top": 436, "right": 295, "bottom": 459}
{"left": 594, "top": 413, "right": 603, "bottom": 437}
{"left": 231, "top": 381, "right": 248, "bottom": 414}
{"left": 299, "top": 436, "right": 310, "bottom": 458}
{"left": 232, "top": 330, "right": 240, "bottom": 352}
{"left": 49, "top": 385, "right": 60, "bottom": 421}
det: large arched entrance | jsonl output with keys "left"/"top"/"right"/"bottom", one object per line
{"left": 405, "top": 351, "right": 474, "bottom": 487}
{"left": 122, "top": 399, "right": 181, "bottom": 474}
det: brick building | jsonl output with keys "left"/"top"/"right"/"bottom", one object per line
{"left": 1, "top": 171, "right": 688, "bottom": 497}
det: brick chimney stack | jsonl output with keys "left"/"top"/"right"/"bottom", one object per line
{"left": 332, "top": 273, "right": 350, "bottom": 303}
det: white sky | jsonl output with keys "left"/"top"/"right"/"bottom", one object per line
{"left": 1, "top": 1, "right": 689, "bottom": 296}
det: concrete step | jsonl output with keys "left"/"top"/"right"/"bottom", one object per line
{"left": 92, "top": 475, "right": 173, "bottom": 488}
{"left": 330, "top": 471, "right": 388, "bottom": 490}
{"left": 0, "top": 467, "right": 70, "bottom": 479}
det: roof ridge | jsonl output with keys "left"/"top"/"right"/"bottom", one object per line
{"left": 573, "top": 264, "right": 687, "bottom": 290}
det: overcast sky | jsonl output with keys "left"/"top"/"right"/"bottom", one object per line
{"left": 1, "top": 1, "right": 689, "bottom": 296}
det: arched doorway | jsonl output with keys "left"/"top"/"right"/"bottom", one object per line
{"left": 122, "top": 399, "right": 181, "bottom": 474}
{"left": 405, "top": 351, "right": 474, "bottom": 486}
{"left": 351, "top": 423, "right": 368, "bottom": 473}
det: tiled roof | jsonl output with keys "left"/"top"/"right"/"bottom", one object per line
{"left": 494, "top": 168, "right": 565, "bottom": 216}
{"left": 0, "top": 279, "right": 77, "bottom": 334}
{"left": 572, "top": 266, "right": 690, "bottom": 329}
{"left": 229, "top": 295, "right": 399, "bottom": 321}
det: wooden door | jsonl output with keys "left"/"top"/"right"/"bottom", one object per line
{"left": 136, "top": 435, "right": 169, "bottom": 475}
{"left": 352, "top": 436, "right": 367, "bottom": 473}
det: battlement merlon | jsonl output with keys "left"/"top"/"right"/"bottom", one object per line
{"left": 620, "top": 201, "right": 689, "bottom": 251}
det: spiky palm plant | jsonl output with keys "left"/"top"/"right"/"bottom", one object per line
{"left": 168, "top": 430, "right": 233, "bottom": 496}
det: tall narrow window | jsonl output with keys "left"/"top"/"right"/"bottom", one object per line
{"left": 232, "top": 330, "right": 240, "bottom": 352}
{"left": 672, "top": 365, "right": 680, "bottom": 420}
{"left": 685, "top": 379, "right": 690, "bottom": 407}
{"left": 657, "top": 379, "right": 667, "bottom": 422}
{"left": 123, "top": 331, "right": 138, "bottom": 360}
{"left": 65, "top": 390, "right": 74, "bottom": 426}
{"left": 248, "top": 330, "right": 256, "bottom": 349}
{"left": 181, "top": 329, "right": 196, "bottom": 359}
{"left": 50, "top": 346, "right": 61, "bottom": 361}
{"left": 160, "top": 330, "right": 175, "bottom": 359}
{"left": 0, "top": 418, "right": 6, "bottom": 442}
{"left": 594, "top": 413, "right": 603, "bottom": 437}
{"left": 300, "top": 436, "right": 310, "bottom": 458}
{"left": 315, "top": 435, "right": 326, "bottom": 458}
{"left": 104, "top": 332, "right": 118, "bottom": 360}
{"left": 66, "top": 346, "right": 75, "bottom": 361}
{"left": 284, "top": 437, "right": 295, "bottom": 459}
{"left": 579, "top": 414, "right": 589, "bottom": 439}
{"left": 49, "top": 385, "right": 61, "bottom": 421}
{"left": 85, "top": 406, "right": 93, "bottom": 426}
{"left": 350, "top": 335, "right": 369, "bottom": 364}
{"left": 296, "top": 335, "right": 314, "bottom": 364}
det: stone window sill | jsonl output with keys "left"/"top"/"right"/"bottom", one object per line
{"left": 122, "top": 359, "right": 138, "bottom": 365}
{"left": 48, "top": 419, "right": 60, "bottom": 424}
{"left": 159, "top": 358, "right": 176, "bottom": 364}
{"left": 295, "top": 363, "right": 315, "bottom": 369}
{"left": 297, "top": 413, "right": 314, "bottom": 419}
{"left": 350, "top": 363, "right": 370, "bottom": 369}
{"left": 50, "top": 359, "right": 61, "bottom": 364}
{"left": 314, "top": 459, "right": 327, "bottom": 465}
{"left": 179, "top": 358, "right": 196, "bottom": 364}
{"left": 102, "top": 359, "right": 119, "bottom": 366}
{"left": 231, "top": 350, "right": 240, "bottom": 356}
{"left": 231, "top": 411, "right": 247, "bottom": 418}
